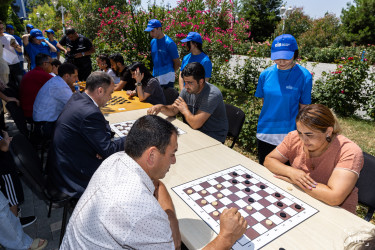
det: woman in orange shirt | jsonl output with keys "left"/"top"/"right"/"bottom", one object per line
{"left": 264, "top": 104, "right": 363, "bottom": 214}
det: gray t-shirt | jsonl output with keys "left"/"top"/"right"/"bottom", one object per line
{"left": 180, "top": 82, "right": 228, "bottom": 142}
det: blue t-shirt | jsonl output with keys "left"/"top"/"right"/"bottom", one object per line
{"left": 181, "top": 52, "right": 212, "bottom": 78}
{"left": 13, "top": 35, "right": 23, "bottom": 57}
{"left": 25, "top": 42, "right": 52, "bottom": 69}
{"left": 255, "top": 64, "right": 312, "bottom": 145}
{"left": 150, "top": 35, "right": 179, "bottom": 82}
{"left": 46, "top": 38, "right": 59, "bottom": 58}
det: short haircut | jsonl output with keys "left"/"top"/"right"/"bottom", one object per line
{"left": 65, "top": 28, "right": 76, "bottom": 36}
{"left": 58, "top": 63, "right": 77, "bottom": 77}
{"left": 128, "top": 62, "right": 153, "bottom": 85}
{"left": 35, "top": 53, "right": 51, "bottom": 66}
{"left": 85, "top": 71, "right": 113, "bottom": 92}
{"left": 296, "top": 104, "right": 341, "bottom": 135}
{"left": 294, "top": 50, "right": 299, "bottom": 60}
{"left": 125, "top": 115, "right": 178, "bottom": 159}
{"left": 97, "top": 54, "right": 111, "bottom": 69}
{"left": 51, "top": 59, "right": 62, "bottom": 67}
{"left": 109, "top": 53, "right": 124, "bottom": 65}
{"left": 181, "top": 62, "right": 205, "bottom": 83}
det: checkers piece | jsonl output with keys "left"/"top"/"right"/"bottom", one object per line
{"left": 233, "top": 172, "right": 238, "bottom": 176}
{"left": 265, "top": 219, "right": 273, "bottom": 226}
{"left": 246, "top": 174, "right": 251, "bottom": 178}
{"left": 260, "top": 185, "right": 266, "bottom": 189}
{"left": 245, "top": 187, "right": 251, "bottom": 192}
{"left": 275, "top": 192, "right": 281, "bottom": 197}
{"left": 201, "top": 200, "right": 207, "bottom": 205}
{"left": 187, "top": 189, "right": 193, "bottom": 194}
{"left": 248, "top": 197, "right": 254, "bottom": 203}
{"left": 232, "top": 179, "right": 238, "bottom": 184}
{"left": 287, "top": 186, "right": 293, "bottom": 191}
{"left": 217, "top": 193, "right": 223, "bottom": 198}
{"left": 280, "top": 212, "right": 287, "bottom": 218}
{"left": 245, "top": 180, "right": 250, "bottom": 184}
{"left": 246, "top": 205, "right": 253, "bottom": 211}
{"left": 216, "top": 184, "right": 222, "bottom": 189}
{"left": 212, "top": 201, "right": 218, "bottom": 206}
{"left": 201, "top": 190, "right": 207, "bottom": 195}
{"left": 295, "top": 204, "right": 302, "bottom": 210}
{"left": 277, "top": 202, "right": 283, "bottom": 207}
{"left": 213, "top": 211, "right": 220, "bottom": 217}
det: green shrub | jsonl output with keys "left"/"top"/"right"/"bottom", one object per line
{"left": 312, "top": 56, "right": 375, "bottom": 117}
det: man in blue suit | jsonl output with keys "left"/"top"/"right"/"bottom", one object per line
{"left": 47, "top": 71, "right": 124, "bottom": 198}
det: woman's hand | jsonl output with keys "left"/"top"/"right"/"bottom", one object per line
{"left": 286, "top": 168, "right": 317, "bottom": 190}
{"left": 134, "top": 68, "right": 144, "bottom": 83}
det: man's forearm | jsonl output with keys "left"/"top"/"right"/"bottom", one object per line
{"left": 160, "top": 105, "right": 179, "bottom": 117}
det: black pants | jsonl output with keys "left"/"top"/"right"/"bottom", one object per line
{"left": 257, "top": 139, "right": 277, "bottom": 166}
{"left": 8, "top": 63, "right": 23, "bottom": 93}
{"left": 0, "top": 151, "right": 24, "bottom": 206}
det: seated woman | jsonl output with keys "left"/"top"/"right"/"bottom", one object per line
{"left": 96, "top": 54, "right": 120, "bottom": 84}
{"left": 127, "top": 62, "right": 166, "bottom": 105}
{"left": 264, "top": 104, "right": 363, "bottom": 214}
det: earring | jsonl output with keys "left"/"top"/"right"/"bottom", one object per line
{"left": 326, "top": 135, "right": 332, "bottom": 142}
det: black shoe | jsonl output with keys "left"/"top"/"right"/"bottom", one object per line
{"left": 20, "top": 216, "right": 37, "bottom": 228}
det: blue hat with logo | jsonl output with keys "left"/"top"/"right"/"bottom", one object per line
{"left": 6, "top": 24, "right": 14, "bottom": 30}
{"left": 26, "top": 24, "right": 34, "bottom": 29}
{"left": 271, "top": 34, "right": 298, "bottom": 60}
{"left": 30, "top": 29, "right": 45, "bottom": 40}
{"left": 144, "top": 19, "right": 162, "bottom": 32}
{"left": 181, "top": 32, "right": 203, "bottom": 44}
{"left": 45, "top": 29, "right": 55, "bottom": 35}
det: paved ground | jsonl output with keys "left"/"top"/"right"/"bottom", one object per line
{"left": 5, "top": 115, "right": 62, "bottom": 250}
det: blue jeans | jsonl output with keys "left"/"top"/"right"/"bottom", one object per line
{"left": 0, "top": 192, "right": 32, "bottom": 250}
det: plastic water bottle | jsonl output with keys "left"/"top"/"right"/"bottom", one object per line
{"left": 74, "top": 81, "right": 79, "bottom": 93}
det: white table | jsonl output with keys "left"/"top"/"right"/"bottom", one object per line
{"left": 163, "top": 144, "right": 375, "bottom": 249}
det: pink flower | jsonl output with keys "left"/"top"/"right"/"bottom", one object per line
{"left": 338, "top": 65, "right": 343, "bottom": 68}
{"left": 341, "top": 57, "right": 345, "bottom": 60}
{"left": 341, "top": 90, "right": 345, "bottom": 93}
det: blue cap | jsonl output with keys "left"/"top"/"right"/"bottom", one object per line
{"left": 30, "top": 29, "right": 44, "bottom": 40}
{"left": 181, "top": 32, "right": 203, "bottom": 44}
{"left": 26, "top": 24, "right": 34, "bottom": 29}
{"left": 6, "top": 24, "right": 14, "bottom": 30}
{"left": 145, "top": 19, "right": 162, "bottom": 32}
{"left": 271, "top": 34, "right": 298, "bottom": 60}
{"left": 45, "top": 29, "right": 55, "bottom": 35}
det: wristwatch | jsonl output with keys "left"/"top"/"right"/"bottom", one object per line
{"left": 136, "top": 82, "right": 142, "bottom": 86}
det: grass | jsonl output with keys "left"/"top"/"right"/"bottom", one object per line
{"left": 225, "top": 115, "right": 375, "bottom": 224}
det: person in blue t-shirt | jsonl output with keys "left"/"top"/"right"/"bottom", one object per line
{"left": 255, "top": 34, "right": 312, "bottom": 165}
{"left": 45, "top": 29, "right": 65, "bottom": 60}
{"left": 22, "top": 29, "right": 57, "bottom": 70}
{"left": 145, "top": 19, "right": 180, "bottom": 89}
{"left": 179, "top": 32, "right": 212, "bottom": 92}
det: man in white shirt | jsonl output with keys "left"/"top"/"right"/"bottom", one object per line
{"left": 61, "top": 115, "right": 247, "bottom": 250}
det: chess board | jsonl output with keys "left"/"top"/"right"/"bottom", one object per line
{"left": 110, "top": 120, "right": 186, "bottom": 137}
{"left": 172, "top": 165, "right": 318, "bottom": 250}
{"left": 105, "top": 96, "right": 131, "bottom": 106}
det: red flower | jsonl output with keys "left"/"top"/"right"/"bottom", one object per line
{"left": 348, "top": 57, "right": 354, "bottom": 60}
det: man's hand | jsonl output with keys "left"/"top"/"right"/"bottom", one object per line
{"left": 0, "top": 131, "right": 12, "bottom": 152}
{"left": 5, "top": 97, "right": 19, "bottom": 106}
{"left": 218, "top": 208, "right": 247, "bottom": 245}
{"left": 147, "top": 104, "right": 164, "bottom": 115}
{"left": 172, "top": 97, "right": 188, "bottom": 114}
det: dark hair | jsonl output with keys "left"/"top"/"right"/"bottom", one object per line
{"left": 181, "top": 62, "right": 205, "bottom": 83}
{"left": 85, "top": 71, "right": 113, "bottom": 92}
{"left": 35, "top": 53, "right": 51, "bottom": 66}
{"left": 187, "top": 41, "right": 204, "bottom": 53}
{"left": 109, "top": 53, "right": 124, "bottom": 65}
{"left": 97, "top": 54, "right": 111, "bottom": 70}
{"left": 58, "top": 63, "right": 77, "bottom": 77}
{"left": 296, "top": 104, "right": 341, "bottom": 135}
{"left": 125, "top": 115, "right": 178, "bottom": 159}
{"left": 65, "top": 28, "right": 76, "bottom": 36}
{"left": 294, "top": 50, "right": 299, "bottom": 60}
{"left": 0, "top": 20, "right": 3, "bottom": 25}
{"left": 128, "top": 62, "right": 153, "bottom": 85}
{"left": 51, "top": 59, "right": 62, "bottom": 67}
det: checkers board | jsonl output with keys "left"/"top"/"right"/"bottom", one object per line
{"left": 172, "top": 165, "right": 318, "bottom": 249}
{"left": 110, "top": 120, "right": 186, "bottom": 137}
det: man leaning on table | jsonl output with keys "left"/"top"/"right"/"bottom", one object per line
{"left": 61, "top": 115, "right": 247, "bottom": 250}
{"left": 47, "top": 71, "right": 124, "bottom": 199}
{"left": 148, "top": 62, "right": 228, "bottom": 143}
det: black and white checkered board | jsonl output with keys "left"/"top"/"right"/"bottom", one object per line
{"left": 172, "top": 165, "right": 318, "bottom": 249}
{"left": 110, "top": 120, "right": 186, "bottom": 137}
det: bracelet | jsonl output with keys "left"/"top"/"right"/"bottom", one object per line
{"left": 136, "top": 82, "right": 142, "bottom": 86}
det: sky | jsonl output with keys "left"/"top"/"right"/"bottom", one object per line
{"left": 141, "top": 0, "right": 355, "bottom": 19}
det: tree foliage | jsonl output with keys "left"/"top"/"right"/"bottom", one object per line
{"left": 240, "top": 0, "right": 284, "bottom": 42}
{"left": 341, "top": 0, "right": 375, "bottom": 45}
{"left": 273, "top": 7, "right": 311, "bottom": 39}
